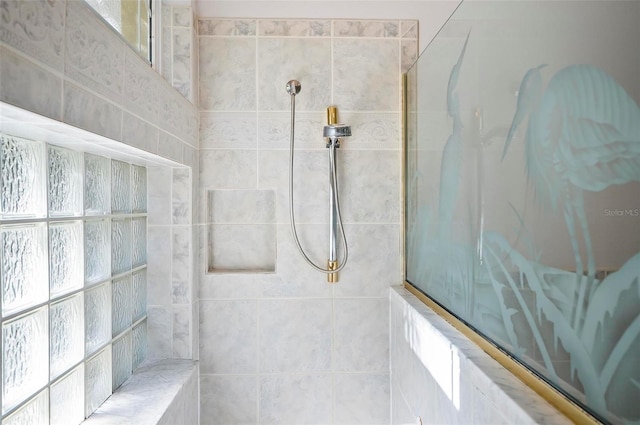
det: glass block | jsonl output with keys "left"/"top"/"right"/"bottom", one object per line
{"left": 3, "top": 388, "right": 48, "bottom": 425}
{"left": 132, "top": 217, "right": 147, "bottom": 268}
{"left": 132, "top": 164, "right": 147, "bottom": 213}
{"left": 85, "top": 282, "right": 111, "bottom": 356}
{"left": 49, "top": 221, "right": 83, "bottom": 299}
{"left": 85, "top": 345, "right": 112, "bottom": 417}
{"left": 112, "top": 275, "right": 131, "bottom": 337}
{"left": 1, "top": 223, "right": 48, "bottom": 317}
{"left": 50, "top": 294, "right": 84, "bottom": 380}
{"left": 112, "top": 331, "right": 132, "bottom": 391}
{"left": 84, "top": 153, "right": 110, "bottom": 216}
{"left": 85, "top": 219, "right": 111, "bottom": 285}
{"left": 51, "top": 365, "right": 84, "bottom": 425}
{"left": 0, "top": 135, "right": 46, "bottom": 219}
{"left": 132, "top": 320, "right": 147, "bottom": 371}
{"left": 48, "top": 146, "right": 83, "bottom": 217}
{"left": 2, "top": 307, "right": 48, "bottom": 414}
{"left": 111, "top": 160, "right": 131, "bottom": 214}
{"left": 112, "top": 218, "right": 132, "bottom": 275}
{"left": 132, "top": 269, "right": 146, "bottom": 323}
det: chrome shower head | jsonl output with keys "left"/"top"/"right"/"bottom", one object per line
{"left": 323, "top": 124, "right": 351, "bottom": 139}
{"left": 286, "top": 80, "right": 301, "bottom": 96}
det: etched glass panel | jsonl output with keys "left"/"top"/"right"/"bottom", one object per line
{"left": 132, "top": 217, "right": 146, "bottom": 268}
{"left": 132, "top": 164, "right": 147, "bottom": 213}
{"left": 112, "top": 275, "right": 131, "bottom": 337}
{"left": 85, "top": 282, "right": 111, "bottom": 356}
{"left": 50, "top": 294, "right": 84, "bottom": 380}
{"left": 132, "top": 269, "right": 146, "bottom": 323}
{"left": 85, "top": 219, "right": 110, "bottom": 285}
{"left": 2, "top": 307, "right": 48, "bottom": 414}
{"left": 3, "top": 388, "right": 48, "bottom": 425}
{"left": 111, "top": 218, "right": 132, "bottom": 275}
{"left": 132, "top": 320, "right": 147, "bottom": 371}
{"left": 84, "top": 153, "right": 110, "bottom": 216}
{"left": 0, "top": 135, "right": 46, "bottom": 219}
{"left": 49, "top": 221, "right": 83, "bottom": 299}
{"left": 84, "top": 0, "right": 122, "bottom": 32}
{"left": 112, "top": 331, "right": 132, "bottom": 391}
{"left": 51, "top": 365, "right": 84, "bottom": 425}
{"left": 48, "top": 146, "right": 83, "bottom": 217}
{"left": 85, "top": 345, "right": 112, "bottom": 417}
{"left": 1, "top": 224, "right": 48, "bottom": 317}
{"left": 111, "top": 160, "right": 131, "bottom": 214}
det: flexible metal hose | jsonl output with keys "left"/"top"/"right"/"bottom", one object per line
{"left": 288, "top": 94, "right": 349, "bottom": 274}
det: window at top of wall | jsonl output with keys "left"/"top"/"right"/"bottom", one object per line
{"left": 84, "top": 0, "right": 154, "bottom": 64}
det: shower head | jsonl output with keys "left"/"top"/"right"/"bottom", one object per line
{"left": 286, "top": 80, "right": 301, "bottom": 96}
{"left": 323, "top": 124, "right": 351, "bottom": 139}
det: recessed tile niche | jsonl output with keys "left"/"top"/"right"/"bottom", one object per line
{"left": 207, "top": 189, "right": 276, "bottom": 273}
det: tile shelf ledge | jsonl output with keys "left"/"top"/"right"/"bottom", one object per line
{"left": 83, "top": 359, "right": 198, "bottom": 425}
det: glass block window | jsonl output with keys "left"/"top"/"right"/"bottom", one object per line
{"left": 0, "top": 134, "right": 148, "bottom": 424}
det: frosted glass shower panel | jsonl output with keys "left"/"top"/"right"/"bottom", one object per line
{"left": 0, "top": 135, "right": 46, "bottom": 219}
{"left": 50, "top": 365, "right": 84, "bottom": 425}
{"left": 3, "top": 389, "right": 48, "bottom": 425}
{"left": 50, "top": 294, "right": 84, "bottom": 380}
{"left": 132, "top": 164, "right": 147, "bottom": 213}
{"left": 85, "top": 346, "right": 112, "bottom": 417}
{"left": 132, "top": 217, "right": 147, "bottom": 268}
{"left": 49, "top": 221, "right": 83, "bottom": 299}
{"left": 85, "top": 219, "right": 111, "bottom": 285}
{"left": 132, "top": 269, "right": 146, "bottom": 323}
{"left": 112, "top": 331, "right": 132, "bottom": 390}
{"left": 85, "top": 282, "right": 111, "bottom": 356}
{"left": 111, "top": 160, "right": 131, "bottom": 214}
{"left": 2, "top": 307, "right": 48, "bottom": 414}
{"left": 112, "top": 218, "right": 132, "bottom": 275}
{"left": 1, "top": 224, "right": 48, "bottom": 317}
{"left": 112, "top": 274, "right": 131, "bottom": 337}
{"left": 404, "top": 2, "right": 640, "bottom": 424}
{"left": 48, "top": 146, "right": 83, "bottom": 217}
{"left": 84, "top": 153, "right": 111, "bottom": 216}
{"left": 132, "top": 320, "right": 147, "bottom": 371}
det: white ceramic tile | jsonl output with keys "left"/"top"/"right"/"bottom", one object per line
{"left": 172, "top": 28, "right": 192, "bottom": 100}
{"left": 65, "top": 0, "right": 124, "bottom": 103}
{"left": 333, "top": 39, "right": 400, "bottom": 111}
{"left": 208, "top": 189, "right": 275, "bottom": 224}
{"left": 158, "top": 83, "right": 199, "bottom": 146}
{"left": 158, "top": 131, "right": 184, "bottom": 164}
{"left": 402, "top": 40, "right": 419, "bottom": 73}
{"left": 172, "top": 305, "right": 192, "bottom": 358}
{"left": 123, "top": 49, "right": 160, "bottom": 124}
{"left": 200, "top": 374, "right": 257, "bottom": 425}
{"left": 0, "top": 0, "right": 65, "bottom": 71}
{"left": 122, "top": 112, "right": 158, "bottom": 154}
{"left": 257, "top": 111, "right": 325, "bottom": 150}
{"left": 147, "top": 305, "right": 172, "bottom": 359}
{"left": 333, "top": 224, "right": 402, "bottom": 298}
{"left": 200, "top": 149, "right": 257, "bottom": 189}
{"left": 200, "top": 112, "right": 257, "bottom": 149}
{"left": 63, "top": 82, "right": 122, "bottom": 142}
{"left": 258, "top": 20, "right": 331, "bottom": 37}
{"left": 199, "top": 271, "right": 260, "bottom": 300}
{"left": 199, "top": 37, "right": 256, "bottom": 111}
{"left": 259, "top": 374, "right": 332, "bottom": 425}
{"left": 391, "top": 379, "right": 416, "bottom": 425}
{"left": 172, "top": 226, "right": 192, "bottom": 304}
{"left": 257, "top": 38, "right": 331, "bottom": 112}
{"left": 259, "top": 299, "right": 332, "bottom": 373}
{"left": 198, "top": 19, "right": 257, "bottom": 36}
{"left": 337, "top": 112, "right": 401, "bottom": 150}
{"left": 0, "top": 47, "right": 62, "bottom": 120}
{"left": 148, "top": 166, "right": 172, "bottom": 226}
{"left": 334, "top": 373, "right": 390, "bottom": 425}
{"left": 208, "top": 224, "right": 276, "bottom": 272}
{"left": 334, "top": 20, "right": 399, "bottom": 38}
{"left": 334, "top": 298, "right": 389, "bottom": 372}
{"left": 199, "top": 300, "right": 257, "bottom": 373}
{"left": 147, "top": 226, "right": 172, "bottom": 306}
{"left": 172, "top": 167, "right": 192, "bottom": 225}
{"left": 172, "top": 6, "right": 191, "bottom": 27}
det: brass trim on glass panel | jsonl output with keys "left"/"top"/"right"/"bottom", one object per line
{"left": 402, "top": 282, "right": 602, "bottom": 425}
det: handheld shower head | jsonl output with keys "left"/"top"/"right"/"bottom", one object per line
{"left": 286, "top": 80, "right": 301, "bottom": 96}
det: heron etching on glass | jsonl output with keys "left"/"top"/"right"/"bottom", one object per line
{"left": 502, "top": 64, "right": 640, "bottom": 333}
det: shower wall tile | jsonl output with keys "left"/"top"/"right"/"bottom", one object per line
{"left": 259, "top": 373, "right": 332, "bottom": 425}
{"left": 333, "top": 298, "right": 389, "bottom": 372}
{"left": 173, "top": 7, "right": 191, "bottom": 28}
{"left": 198, "top": 19, "right": 257, "bottom": 37}
{"left": 199, "top": 300, "right": 257, "bottom": 374}
{"left": 200, "top": 375, "right": 257, "bottom": 425}
{"left": 172, "top": 305, "right": 192, "bottom": 358}
{"left": 200, "top": 112, "right": 257, "bottom": 149}
{"left": 257, "top": 38, "right": 331, "bottom": 111}
{"left": 158, "top": 131, "right": 184, "bottom": 163}
{"left": 123, "top": 49, "right": 160, "bottom": 124}
{"left": 208, "top": 224, "right": 276, "bottom": 272}
{"left": 259, "top": 299, "right": 332, "bottom": 373}
{"left": 258, "top": 20, "right": 331, "bottom": 37}
{"left": 401, "top": 20, "right": 419, "bottom": 39}
{"left": 333, "top": 39, "right": 400, "bottom": 111}
{"left": 158, "top": 83, "right": 199, "bottom": 147}
{"left": 334, "top": 373, "right": 390, "bottom": 425}
{"left": 200, "top": 150, "right": 257, "bottom": 189}
{"left": 0, "top": 47, "right": 62, "bottom": 121}
{"left": 257, "top": 111, "right": 325, "bottom": 150}
{"left": 334, "top": 20, "right": 399, "bottom": 38}
{"left": 147, "top": 226, "right": 172, "bottom": 306}
{"left": 172, "top": 28, "right": 192, "bottom": 100}
{"left": 63, "top": 82, "right": 122, "bottom": 142}
{"left": 172, "top": 168, "right": 192, "bottom": 224}
{"left": 337, "top": 112, "right": 401, "bottom": 150}
{"left": 199, "top": 37, "right": 256, "bottom": 111}
{"left": 65, "top": 0, "right": 124, "bottom": 104}
{"left": 402, "top": 40, "right": 419, "bottom": 73}
{"left": 172, "top": 227, "right": 192, "bottom": 303}
{"left": 148, "top": 166, "right": 172, "bottom": 226}
{"left": 0, "top": 0, "right": 65, "bottom": 71}
{"left": 208, "top": 189, "right": 275, "bottom": 224}
{"left": 147, "top": 305, "right": 171, "bottom": 359}
{"left": 122, "top": 112, "right": 159, "bottom": 154}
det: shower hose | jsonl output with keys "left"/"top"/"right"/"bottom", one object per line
{"left": 288, "top": 93, "right": 349, "bottom": 274}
